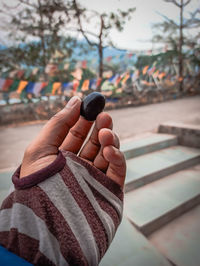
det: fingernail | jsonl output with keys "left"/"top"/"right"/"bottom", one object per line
{"left": 66, "top": 96, "right": 81, "bottom": 108}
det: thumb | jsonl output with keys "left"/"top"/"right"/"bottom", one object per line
{"left": 31, "top": 96, "right": 82, "bottom": 154}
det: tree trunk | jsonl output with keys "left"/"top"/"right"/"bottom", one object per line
{"left": 97, "top": 15, "right": 104, "bottom": 91}
{"left": 179, "top": 0, "right": 184, "bottom": 92}
{"left": 38, "top": 0, "right": 47, "bottom": 79}
{"left": 98, "top": 43, "right": 103, "bottom": 79}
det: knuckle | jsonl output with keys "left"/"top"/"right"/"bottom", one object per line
{"left": 49, "top": 111, "right": 71, "bottom": 130}
{"left": 90, "top": 137, "right": 100, "bottom": 148}
{"left": 51, "top": 112, "right": 64, "bottom": 123}
{"left": 70, "top": 128, "right": 85, "bottom": 141}
{"left": 24, "top": 143, "right": 34, "bottom": 156}
{"left": 24, "top": 141, "right": 41, "bottom": 160}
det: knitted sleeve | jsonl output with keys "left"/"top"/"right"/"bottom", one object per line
{"left": 0, "top": 151, "right": 123, "bottom": 266}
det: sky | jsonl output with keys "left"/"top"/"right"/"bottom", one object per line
{"left": 78, "top": 0, "right": 200, "bottom": 51}
{"left": 0, "top": 0, "right": 199, "bottom": 51}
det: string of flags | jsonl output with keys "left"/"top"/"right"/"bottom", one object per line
{"left": 0, "top": 65, "right": 169, "bottom": 97}
{"left": 0, "top": 53, "right": 137, "bottom": 81}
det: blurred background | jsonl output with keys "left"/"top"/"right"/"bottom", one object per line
{"left": 0, "top": 1, "right": 200, "bottom": 266}
{"left": 0, "top": 0, "right": 199, "bottom": 109}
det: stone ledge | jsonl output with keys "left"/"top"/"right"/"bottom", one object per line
{"left": 158, "top": 122, "right": 200, "bottom": 148}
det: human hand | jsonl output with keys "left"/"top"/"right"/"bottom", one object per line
{"left": 20, "top": 96, "right": 126, "bottom": 188}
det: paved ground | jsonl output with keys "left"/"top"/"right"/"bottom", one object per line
{"left": 0, "top": 95, "right": 199, "bottom": 170}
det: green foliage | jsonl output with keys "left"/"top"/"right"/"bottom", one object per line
{"left": 0, "top": 0, "right": 136, "bottom": 79}
{"left": 81, "top": 68, "right": 96, "bottom": 80}
{"left": 153, "top": 1, "right": 200, "bottom": 50}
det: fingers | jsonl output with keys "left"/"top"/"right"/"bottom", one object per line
{"left": 59, "top": 116, "right": 93, "bottom": 154}
{"left": 29, "top": 96, "right": 81, "bottom": 156}
{"left": 60, "top": 112, "right": 112, "bottom": 156}
{"left": 103, "top": 145, "right": 126, "bottom": 188}
{"left": 93, "top": 128, "right": 125, "bottom": 188}
{"left": 93, "top": 128, "right": 119, "bottom": 171}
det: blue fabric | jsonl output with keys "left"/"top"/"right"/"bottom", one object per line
{"left": 25, "top": 82, "right": 34, "bottom": 93}
{"left": 62, "top": 82, "right": 73, "bottom": 91}
{"left": 0, "top": 245, "right": 32, "bottom": 265}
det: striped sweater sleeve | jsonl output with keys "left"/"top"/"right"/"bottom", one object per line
{"left": 0, "top": 151, "right": 123, "bottom": 266}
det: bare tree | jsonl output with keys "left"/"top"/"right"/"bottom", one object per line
{"left": 72, "top": 0, "right": 135, "bottom": 87}
{"left": 153, "top": 0, "right": 200, "bottom": 92}
{"left": 166, "top": 0, "right": 192, "bottom": 91}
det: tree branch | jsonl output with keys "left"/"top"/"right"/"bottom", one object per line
{"left": 18, "top": 0, "right": 37, "bottom": 9}
{"left": 64, "top": 27, "right": 98, "bottom": 40}
{"left": 164, "top": 0, "right": 181, "bottom": 8}
{"left": 2, "top": 2, "right": 21, "bottom": 9}
{"left": 72, "top": 0, "right": 97, "bottom": 47}
{"left": 165, "top": 0, "right": 191, "bottom": 8}
{"left": 183, "top": 0, "right": 191, "bottom": 7}
{"left": 155, "top": 11, "right": 178, "bottom": 27}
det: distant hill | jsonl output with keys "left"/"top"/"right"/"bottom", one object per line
{"left": 71, "top": 39, "right": 128, "bottom": 61}
{"left": 0, "top": 38, "right": 138, "bottom": 72}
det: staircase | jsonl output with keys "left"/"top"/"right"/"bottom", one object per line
{"left": 0, "top": 171, "right": 13, "bottom": 205}
{"left": 100, "top": 129, "right": 200, "bottom": 266}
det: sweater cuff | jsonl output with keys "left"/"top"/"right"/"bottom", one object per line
{"left": 12, "top": 151, "right": 66, "bottom": 190}
{"left": 63, "top": 150, "right": 123, "bottom": 200}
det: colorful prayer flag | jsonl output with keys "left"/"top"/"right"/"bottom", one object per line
{"left": 2, "top": 79, "right": 13, "bottom": 92}
{"left": 9, "top": 70, "right": 18, "bottom": 78}
{"left": 115, "top": 75, "right": 122, "bottom": 86}
{"left": 106, "top": 56, "right": 112, "bottom": 62}
{"left": 52, "top": 82, "right": 62, "bottom": 95}
{"left": 0, "top": 78, "right": 5, "bottom": 90}
{"left": 81, "top": 79, "right": 89, "bottom": 91}
{"left": 33, "top": 82, "right": 46, "bottom": 96}
{"left": 17, "top": 70, "right": 25, "bottom": 79}
{"left": 158, "top": 72, "right": 166, "bottom": 80}
{"left": 73, "top": 80, "right": 79, "bottom": 92}
{"left": 82, "top": 60, "right": 87, "bottom": 69}
{"left": 17, "top": 80, "right": 28, "bottom": 94}
{"left": 72, "top": 68, "right": 82, "bottom": 81}
{"left": 101, "top": 80, "right": 115, "bottom": 91}
{"left": 121, "top": 73, "right": 130, "bottom": 85}
{"left": 90, "top": 79, "right": 97, "bottom": 90}
{"left": 96, "top": 78, "right": 102, "bottom": 88}
{"left": 9, "top": 80, "right": 20, "bottom": 92}
{"left": 109, "top": 74, "right": 119, "bottom": 84}
{"left": 25, "top": 82, "right": 35, "bottom": 93}
{"left": 153, "top": 70, "right": 159, "bottom": 78}
{"left": 42, "top": 82, "right": 52, "bottom": 95}
{"left": 142, "top": 65, "right": 149, "bottom": 75}
{"left": 62, "top": 82, "right": 73, "bottom": 91}
{"left": 132, "top": 70, "right": 140, "bottom": 82}
{"left": 148, "top": 66, "right": 156, "bottom": 76}
{"left": 32, "top": 68, "right": 39, "bottom": 76}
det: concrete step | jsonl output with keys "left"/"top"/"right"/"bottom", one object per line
{"left": 124, "top": 164, "right": 200, "bottom": 236}
{"left": 125, "top": 145, "right": 200, "bottom": 192}
{"left": 149, "top": 204, "right": 200, "bottom": 266}
{"left": 159, "top": 122, "right": 200, "bottom": 148}
{"left": 0, "top": 190, "right": 10, "bottom": 206}
{"left": 121, "top": 133, "right": 178, "bottom": 159}
{"left": 100, "top": 217, "right": 171, "bottom": 266}
{"left": 0, "top": 171, "right": 13, "bottom": 206}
